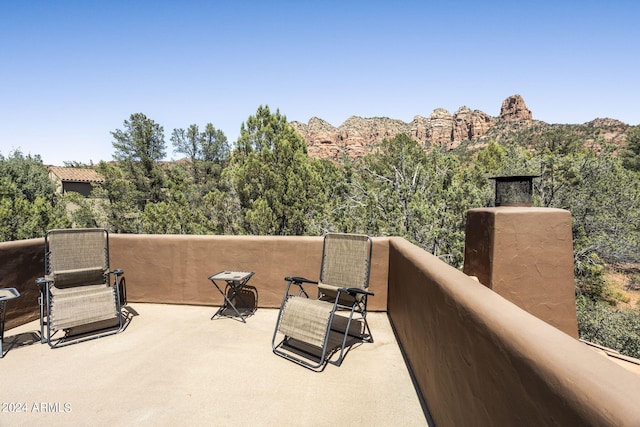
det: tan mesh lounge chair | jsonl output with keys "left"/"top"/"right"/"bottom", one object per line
{"left": 37, "top": 228, "right": 125, "bottom": 348}
{"left": 272, "top": 233, "right": 373, "bottom": 370}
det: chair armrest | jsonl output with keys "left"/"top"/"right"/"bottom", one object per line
{"left": 36, "top": 277, "right": 51, "bottom": 288}
{"left": 284, "top": 276, "right": 318, "bottom": 285}
{"left": 340, "top": 287, "right": 374, "bottom": 297}
{"left": 112, "top": 269, "right": 124, "bottom": 275}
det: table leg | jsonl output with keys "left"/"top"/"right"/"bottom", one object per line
{"left": 225, "top": 282, "right": 247, "bottom": 323}
{"left": 210, "top": 279, "right": 252, "bottom": 322}
{"left": 0, "top": 301, "right": 6, "bottom": 358}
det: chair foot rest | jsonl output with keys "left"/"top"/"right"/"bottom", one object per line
{"left": 50, "top": 287, "right": 117, "bottom": 331}
{"left": 278, "top": 297, "right": 334, "bottom": 348}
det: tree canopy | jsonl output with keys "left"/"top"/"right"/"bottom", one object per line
{"left": 227, "top": 105, "right": 319, "bottom": 235}
{"left": 2, "top": 109, "right": 638, "bottom": 287}
{"left": 622, "top": 125, "right": 640, "bottom": 172}
{"left": 0, "top": 150, "right": 69, "bottom": 241}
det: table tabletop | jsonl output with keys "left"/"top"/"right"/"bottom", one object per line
{"left": 209, "top": 271, "right": 254, "bottom": 282}
{"left": 0, "top": 288, "right": 20, "bottom": 301}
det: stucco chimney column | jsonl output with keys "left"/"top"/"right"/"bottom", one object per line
{"left": 463, "top": 207, "right": 578, "bottom": 338}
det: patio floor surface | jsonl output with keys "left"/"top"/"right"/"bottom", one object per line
{"left": 1, "top": 303, "right": 429, "bottom": 426}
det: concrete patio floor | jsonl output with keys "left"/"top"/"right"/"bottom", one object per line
{"left": 1, "top": 303, "right": 429, "bottom": 426}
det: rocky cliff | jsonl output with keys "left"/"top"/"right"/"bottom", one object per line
{"left": 290, "top": 94, "right": 534, "bottom": 160}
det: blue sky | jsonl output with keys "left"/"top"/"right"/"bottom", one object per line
{"left": 1, "top": 1, "right": 638, "bottom": 166}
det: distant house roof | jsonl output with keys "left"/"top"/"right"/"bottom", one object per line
{"left": 48, "top": 166, "right": 105, "bottom": 183}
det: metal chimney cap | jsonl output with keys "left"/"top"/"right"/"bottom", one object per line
{"left": 489, "top": 175, "right": 540, "bottom": 207}
{"left": 488, "top": 174, "right": 540, "bottom": 181}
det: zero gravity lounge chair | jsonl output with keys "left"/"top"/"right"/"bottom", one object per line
{"left": 272, "top": 233, "right": 374, "bottom": 370}
{"left": 37, "top": 228, "right": 125, "bottom": 348}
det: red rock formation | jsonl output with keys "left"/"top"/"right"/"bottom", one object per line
{"left": 451, "top": 107, "right": 496, "bottom": 149}
{"left": 499, "top": 94, "right": 532, "bottom": 121}
{"left": 291, "top": 95, "right": 531, "bottom": 159}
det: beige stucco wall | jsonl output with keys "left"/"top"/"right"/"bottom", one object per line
{"left": 0, "top": 238, "right": 43, "bottom": 329}
{"left": 0, "top": 235, "right": 389, "bottom": 326}
{"left": 108, "top": 234, "right": 389, "bottom": 311}
{"left": 387, "top": 237, "right": 640, "bottom": 426}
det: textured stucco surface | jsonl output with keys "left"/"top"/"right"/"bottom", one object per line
{"left": 0, "top": 238, "right": 42, "bottom": 329}
{"left": 388, "top": 237, "right": 640, "bottom": 426}
{"left": 463, "top": 207, "right": 578, "bottom": 337}
{"left": 0, "top": 235, "right": 389, "bottom": 330}
{"left": 107, "top": 234, "right": 389, "bottom": 311}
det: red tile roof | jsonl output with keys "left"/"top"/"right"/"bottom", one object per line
{"left": 48, "top": 166, "right": 104, "bottom": 183}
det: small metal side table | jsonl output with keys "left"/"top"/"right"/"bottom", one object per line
{"left": 208, "top": 271, "right": 255, "bottom": 323}
{"left": 0, "top": 288, "right": 20, "bottom": 358}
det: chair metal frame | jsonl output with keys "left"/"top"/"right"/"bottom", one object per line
{"left": 272, "top": 233, "right": 373, "bottom": 370}
{"left": 0, "top": 288, "right": 21, "bottom": 358}
{"left": 37, "top": 228, "right": 125, "bottom": 348}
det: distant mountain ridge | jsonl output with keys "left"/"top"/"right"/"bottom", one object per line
{"left": 290, "top": 95, "right": 630, "bottom": 160}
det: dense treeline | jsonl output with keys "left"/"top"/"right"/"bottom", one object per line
{"left": 2, "top": 106, "right": 640, "bottom": 355}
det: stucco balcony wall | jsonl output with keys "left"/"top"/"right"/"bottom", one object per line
{"left": 0, "top": 235, "right": 390, "bottom": 330}
{"left": 387, "top": 237, "right": 640, "bottom": 426}
{"left": 107, "top": 234, "right": 389, "bottom": 310}
{"left": 0, "top": 238, "right": 42, "bottom": 329}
